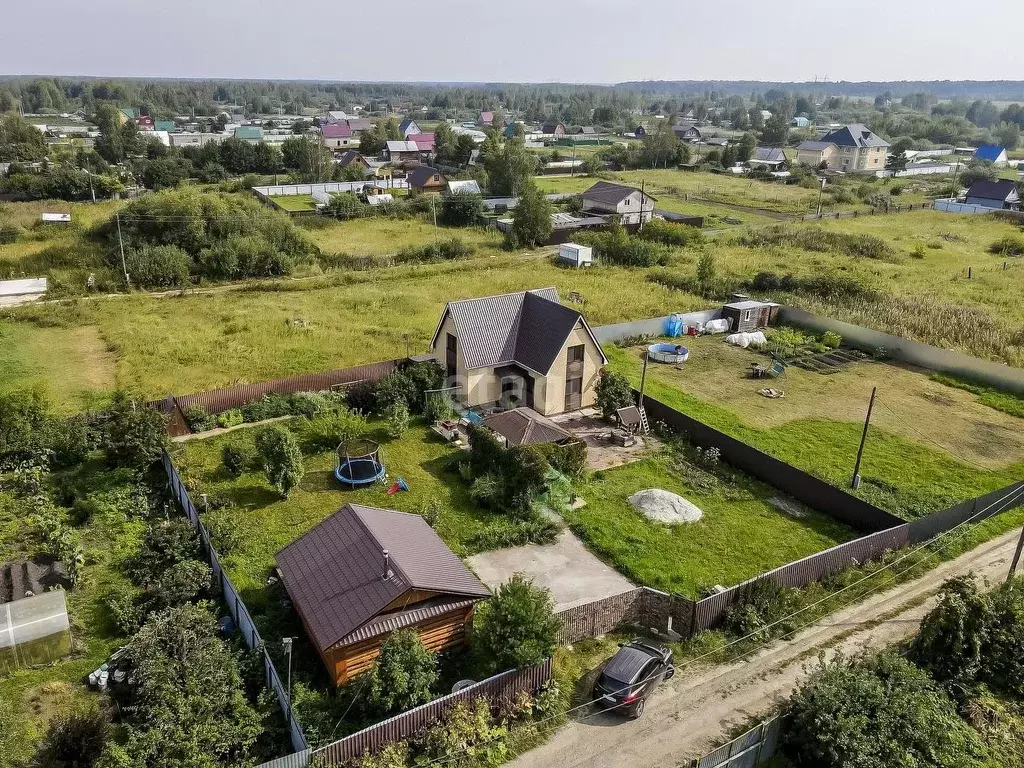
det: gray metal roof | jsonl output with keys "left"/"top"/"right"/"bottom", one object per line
{"left": 276, "top": 504, "right": 489, "bottom": 652}
{"left": 966, "top": 179, "right": 1018, "bottom": 201}
{"left": 432, "top": 288, "right": 606, "bottom": 374}
{"left": 483, "top": 407, "right": 574, "bottom": 446}
{"left": 796, "top": 140, "right": 834, "bottom": 151}
{"left": 583, "top": 181, "right": 656, "bottom": 206}
{"left": 752, "top": 147, "right": 787, "bottom": 163}
{"left": 407, "top": 166, "right": 445, "bottom": 188}
{"left": 821, "top": 124, "right": 889, "bottom": 149}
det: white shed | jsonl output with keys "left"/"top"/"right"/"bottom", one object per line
{"left": 558, "top": 242, "right": 593, "bottom": 268}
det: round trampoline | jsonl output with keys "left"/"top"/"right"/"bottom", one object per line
{"left": 648, "top": 343, "right": 689, "bottom": 364}
{"left": 335, "top": 439, "right": 386, "bottom": 487}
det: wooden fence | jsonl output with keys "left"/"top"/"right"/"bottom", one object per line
{"left": 312, "top": 658, "right": 553, "bottom": 766}
{"left": 150, "top": 359, "right": 401, "bottom": 437}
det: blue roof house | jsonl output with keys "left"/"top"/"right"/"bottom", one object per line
{"left": 974, "top": 145, "right": 1009, "bottom": 166}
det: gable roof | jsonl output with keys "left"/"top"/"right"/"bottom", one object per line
{"left": 974, "top": 145, "right": 1007, "bottom": 162}
{"left": 411, "top": 133, "right": 436, "bottom": 151}
{"left": 752, "top": 147, "right": 787, "bottom": 163}
{"left": 399, "top": 118, "right": 420, "bottom": 136}
{"left": 821, "top": 124, "right": 889, "bottom": 149}
{"left": 338, "top": 150, "right": 369, "bottom": 167}
{"left": 346, "top": 118, "right": 375, "bottom": 132}
{"left": 321, "top": 122, "right": 353, "bottom": 139}
{"left": 154, "top": 120, "right": 177, "bottom": 132}
{"left": 407, "top": 166, "right": 446, "bottom": 188}
{"left": 276, "top": 504, "right": 489, "bottom": 652}
{"left": 796, "top": 140, "right": 834, "bottom": 151}
{"left": 447, "top": 179, "right": 482, "bottom": 195}
{"left": 966, "top": 179, "right": 1019, "bottom": 201}
{"left": 580, "top": 126, "right": 597, "bottom": 134}
{"left": 386, "top": 140, "right": 422, "bottom": 154}
{"left": 479, "top": 111, "right": 494, "bottom": 124}
{"left": 233, "top": 126, "right": 263, "bottom": 140}
{"left": 483, "top": 407, "right": 574, "bottom": 446}
{"left": 582, "top": 180, "right": 657, "bottom": 206}
{"left": 431, "top": 288, "right": 607, "bottom": 374}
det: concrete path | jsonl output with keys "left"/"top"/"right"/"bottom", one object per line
{"left": 467, "top": 529, "right": 634, "bottom": 611}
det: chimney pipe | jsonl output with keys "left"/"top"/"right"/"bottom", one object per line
{"left": 382, "top": 549, "right": 394, "bottom": 581}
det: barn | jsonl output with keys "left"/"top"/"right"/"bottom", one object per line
{"left": 276, "top": 504, "right": 490, "bottom": 686}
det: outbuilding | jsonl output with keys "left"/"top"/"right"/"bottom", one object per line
{"left": 558, "top": 242, "right": 593, "bottom": 268}
{"left": 721, "top": 298, "right": 779, "bottom": 332}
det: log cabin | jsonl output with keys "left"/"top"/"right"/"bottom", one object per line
{"left": 276, "top": 504, "right": 490, "bottom": 686}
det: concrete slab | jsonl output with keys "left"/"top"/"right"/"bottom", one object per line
{"left": 466, "top": 529, "right": 634, "bottom": 611}
{"left": 551, "top": 409, "right": 663, "bottom": 470}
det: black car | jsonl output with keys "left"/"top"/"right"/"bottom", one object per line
{"left": 592, "top": 639, "right": 674, "bottom": 719}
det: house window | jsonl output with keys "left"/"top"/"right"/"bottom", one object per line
{"left": 744, "top": 310, "right": 751, "bottom": 321}
{"left": 567, "top": 344, "right": 585, "bottom": 363}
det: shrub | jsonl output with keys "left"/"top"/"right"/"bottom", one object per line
{"left": 124, "top": 245, "right": 192, "bottom": 288}
{"left": 364, "top": 628, "right": 439, "bottom": 716}
{"left": 203, "top": 509, "right": 244, "bottom": 555}
{"left": 533, "top": 440, "right": 587, "bottom": 481}
{"left": 255, "top": 425, "right": 304, "bottom": 497}
{"left": 98, "top": 392, "right": 167, "bottom": 469}
{"left": 105, "top": 585, "right": 147, "bottom": 635}
{"left": 0, "top": 387, "right": 50, "bottom": 466}
{"left": 469, "top": 518, "right": 561, "bottom": 550}
{"left": 345, "top": 381, "right": 378, "bottom": 413}
{"left": 424, "top": 394, "right": 454, "bottom": 424}
{"left": 821, "top": 331, "right": 842, "bottom": 349}
{"left": 240, "top": 393, "right": 294, "bottom": 423}
{"left": 216, "top": 409, "right": 244, "bottom": 429}
{"left": 289, "top": 391, "right": 340, "bottom": 419}
{"left": 417, "top": 698, "right": 508, "bottom": 767}
{"left": 383, "top": 401, "right": 410, "bottom": 439}
{"left": 221, "top": 441, "right": 254, "bottom": 477}
{"left": 184, "top": 405, "right": 216, "bottom": 433}
{"left": 723, "top": 579, "right": 798, "bottom": 643}
{"left": 395, "top": 238, "right": 475, "bottom": 263}
{"left": 306, "top": 408, "right": 368, "bottom": 452}
{"left": 695, "top": 250, "right": 717, "bottom": 297}
{"left": 595, "top": 370, "right": 634, "bottom": 420}
{"left": 989, "top": 233, "right": 1024, "bottom": 256}
{"left": 375, "top": 371, "right": 419, "bottom": 413}
{"left": 579, "top": 223, "right": 669, "bottom": 267}
{"left": 783, "top": 651, "right": 984, "bottom": 768}
{"left": 738, "top": 225, "right": 897, "bottom": 260}
{"left": 912, "top": 575, "right": 990, "bottom": 689}
{"left": 44, "top": 414, "right": 94, "bottom": 468}
{"left": 131, "top": 519, "right": 201, "bottom": 585}
{"left": 34, "top": 701, "right": 110, "bottom": 768}
{"left": 637, "top": 218, "right": 705, "bottom": 247}
{"left": 439, "top": 191, "right": 484, "bottom": 227}
{"left": 151, "top": 559, "right": 213, "bottom": 609}
{"left": 473, "top": 574, "right": 559, "bottom": 673}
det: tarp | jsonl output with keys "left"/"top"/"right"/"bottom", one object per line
{"left": 725, "top": 331, "right": 767, "bottom": 349}
{"left": 704, "top": 318, "right": 731, "bottom": 334}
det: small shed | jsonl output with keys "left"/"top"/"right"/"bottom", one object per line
{"left": 721, "top": 298, "right": 779, "bottom": 332}
{"left": 558, "top": 242, "right": 593, "bottom": 268}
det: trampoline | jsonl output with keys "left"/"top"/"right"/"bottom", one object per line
{"left": 335, "top": 439, "right": 386, "bottom": 487}
{"left": 648, "top": 343, "right": 689, "bottom": 364}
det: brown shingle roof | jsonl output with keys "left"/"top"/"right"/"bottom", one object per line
{"left": 483, "top": 407, "right": 574, "bottom": 446}
{"left": 276, "top": 504, "right": 489, "bottom": 652}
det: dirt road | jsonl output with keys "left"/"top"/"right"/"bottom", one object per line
{"left": 511, "top": 527, "right": 1023, "bottom": 768}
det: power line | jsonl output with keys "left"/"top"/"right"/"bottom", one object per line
{"left": 873, "top": 396, "right": 995, "bottom": 473}
{"left": 343, "top": 484, "right": 1024, "bottom": 768}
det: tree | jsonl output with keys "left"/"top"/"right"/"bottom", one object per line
{"left": 482, "top": 138, "right": 536, "bottom": 196}
{"left": 99, "top": 392, "right": 167, "bottom": 469}
{"left": 979, "top": 577, "right": 1024, "bottom": 698}
{"left": 995, "top": 121, "right": 1021, "bottom": 151}
{"left": 0, "top": 113, "right": 48, "bottom": 162}
{"left": 912, "top": 576, "right": 991, "bottom": 688}
{"left": 131, "top": 519, "right": 202, "bottom": 585}
{"left": 325, "top": 191, "right": 367, "bottom": 219}
{"left": 508, "top": 180, "right": 552, "bottom": 248}
{"left": 595, "top": 370, "right": 634, "bottom": 421}
{"left": 736, "top": 133, "right": 756, "bottom": 163}
{"left": 695, "top": 250, "right": 717, "bottom": 297}
{"left": 885, "top": 148, "right": 909, "bottom": 172}
{"left": 364, "top": 629, "right": 438, "bottom": 716}
{"left": 473, "top": 574, "right": 559, "bottom": 673}
{"left": 439, "top": 191, "right": 484, "bottom": 227}
{"left": 34, "top": 701, "right": 110, "bottom": 768}
{"left": 141, "top": 156, "right": 192, "bottom": 190}
{"left": 760, "top": 113, "right": 789, "bottom": 146}
{"left": 255, "top": 425, "right": 304, "bottom": 497}
{"left": 641, "top": 119, "right": 683, "bottom": 168}
{"left": 106, "top": 604, "right": 262, "bottom": 768}
{"left": 784, "top": 651, "right": 984, "bottom": 768}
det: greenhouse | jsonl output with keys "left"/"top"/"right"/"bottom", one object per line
{"left": 0, "top": 589, "right": 72, "bottom": 674}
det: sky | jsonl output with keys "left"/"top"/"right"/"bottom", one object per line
{"left": 3, "top": 0, "right": 1024, "bottom": 84}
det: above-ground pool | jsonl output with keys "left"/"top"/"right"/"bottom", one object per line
{"left": 648, "top": 343, "right": 689, "bottom": 364}
{"left": 335, "top": 439, "right": 386, "bottom": 487}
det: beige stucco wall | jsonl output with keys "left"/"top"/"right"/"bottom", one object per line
{"left": 797, "top": 145, "right": 839, "bottom": 169}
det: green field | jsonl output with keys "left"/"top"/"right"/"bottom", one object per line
{"left": 306, "top": 217, "right": 504, "bottom": 256}
{"left": 566, "top": 450, "right": 855, "bottom": 596}
{"left": 269, "top": 194, "right": 317, "bottom": 212}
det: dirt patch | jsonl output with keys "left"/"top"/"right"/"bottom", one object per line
{"left": 767, "top": 496, "right": 810, "bottom": 519}
{"left": 628, "top": 489, "right": 704, "bottom": 524}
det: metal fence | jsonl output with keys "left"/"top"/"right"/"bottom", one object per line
{"left": 800, "top": 201, "right": 933, "bottom": 220}
{"left": 313, "top": 658, "right": 553, "bottom": 766}
{"left": 150, "top": 359, "right": 401, "bottom": 436}
{"left": 556, "top": 589, "right": 646, "bottom": 644}
{"left": 162, "top": 452, "right": 309, "bottom": 755}
{"left": 690, "top": 716, "right": 781, "bottom": 768}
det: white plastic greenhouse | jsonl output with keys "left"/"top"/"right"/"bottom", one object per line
{"left": 0, "top": 589, "right": 72, "bottom": 674}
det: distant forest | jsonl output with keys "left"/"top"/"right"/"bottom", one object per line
{"left": 618, "top": 81, "right": 1024, "bottom": 101}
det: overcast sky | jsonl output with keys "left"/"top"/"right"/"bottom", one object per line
{"left": 3, "top": 0, "right": 1023, "bottom": 84}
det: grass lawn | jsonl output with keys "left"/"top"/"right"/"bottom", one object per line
{"left": 173, "top": 419, "right": 502, "bottom": 614}
{"left": 565, "top": 451, "right": 856, "bottom": 596}
{"left": 269, "top": 194, "right": 317, "bottom": 213}
{"left": 306, "top": 217, "right": 504, "bottom": 256}
{"left": 606, "top": 341, "right": 1024, "bottom": 519}
{"left": 0, "top": 466, "right": 145, "bottom": 766}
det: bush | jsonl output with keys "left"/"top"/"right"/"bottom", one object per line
{"left": 439, "top": 191, "right": 484, "bottom": 227}
{"left": 0, "top": 387, "right": 50, "bottom": 466}
{"left": 424, "top": 394, "right": 454, "bottom": 424}
{"left": 989, "top": 233, "right": 1024, "bottom": 256}
{"left": 44, "top": 414, "right": 94, "bottom": 468}
{"left": 579, "top": 223, "right": 669, "bottom": 267}
{"left": 184, "top": 405, "right": 216, "bottom": 433}
{"left": 637, "top": 218, "right": 705, "bottom": 247}
{"left": 723, "top": 579, "right": 798, "bottom": 643}
{"left": 221, "top": 441, "right": 254, "bottom": 477}
{"left": 738, "top": 225, "right": 897, "bottom": 260}
{"left": 383, "top": 400, "right": 410, "bottom": 438}
{"left": 240, "top": 393, "right": 294, "bottom": 423}
{"left": 124, "top": 244, "right": 192, "bottom": 288}
{"left": 395, "top": 238, "right": 475, "bottom": 264}
{"left": 783, "top": 651, "right": 984, "bottom": 768}
{"left": 255, "top": 425, "right": 304, "bottom": 497}
{"left": 151, "top": 559, "right": 213, "bottom": 609}
{"left": 375, "top": 371, "right": 420, "bottom": 414}
{"left": 306, "top": 408, "right": 368, "bottom": 452}
{"left": 98, "top": 392, "right": 167, "bottom": 469}
{"left": 532, "top": 440, "right": 587, "bottom": 481}
{"left": 216, "top": 409, "right": 244, "bottom": 429}
{"left": 364, "top": 628, "right": 439, "bottom": 716}
{"left": 473, "top": 574, "right": 559, "bottom": 674}
{"left": 821, "top": 331, "right": 842, "bottom": 349}
{"left": 131, "top": 519, "right": 201, "bottom": 585}
{"left": 595, "top": 370, "right": 634, "bottom": 420}
{"left": 912, "top": 575, "right": 990, "bottom": 689}
{"left": 105, "top": 585, "right": 147, "bottom": 635}
{"left": 34, "top": 701, "right": 110, "bottom": 768}
{"left": 346, "top": 381, "right": 378, "bottom": 414}
{"left": 469, "top": 518, "right": 561, "bottom": 550}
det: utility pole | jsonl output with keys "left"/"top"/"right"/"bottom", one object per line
{"left": 1008, "top": 520, "right": 1024, "bottom": 582}
{"left": 851, "top": 386, "right": 876, "bottom": 490}
{"left": 115, "top": 212, "right": 129, "bottom": 286}
{"left": 816, "top": 176, "right": 826, "bottom": 217}
{"left": 639, "top": 179, "right": 647, "bottom": 232}
{"left": 282, "top": 637, "right": 295, "bottom": 723}
{"left": 637, "top": 350, "right": 650, "bottom": 408}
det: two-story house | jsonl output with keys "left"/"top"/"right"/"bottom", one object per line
{"left": 581, "top": 181, "right": 657, "bottom": 225}
{"left": 429, "top": 288, "right": 607, "bottom": 416}
{"left": 797, "top": 124, "right": 889, "bottom": 172}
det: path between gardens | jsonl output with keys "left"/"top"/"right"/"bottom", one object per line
{"left": 509, "top": 525, "right": 1024, "bottom": 768}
